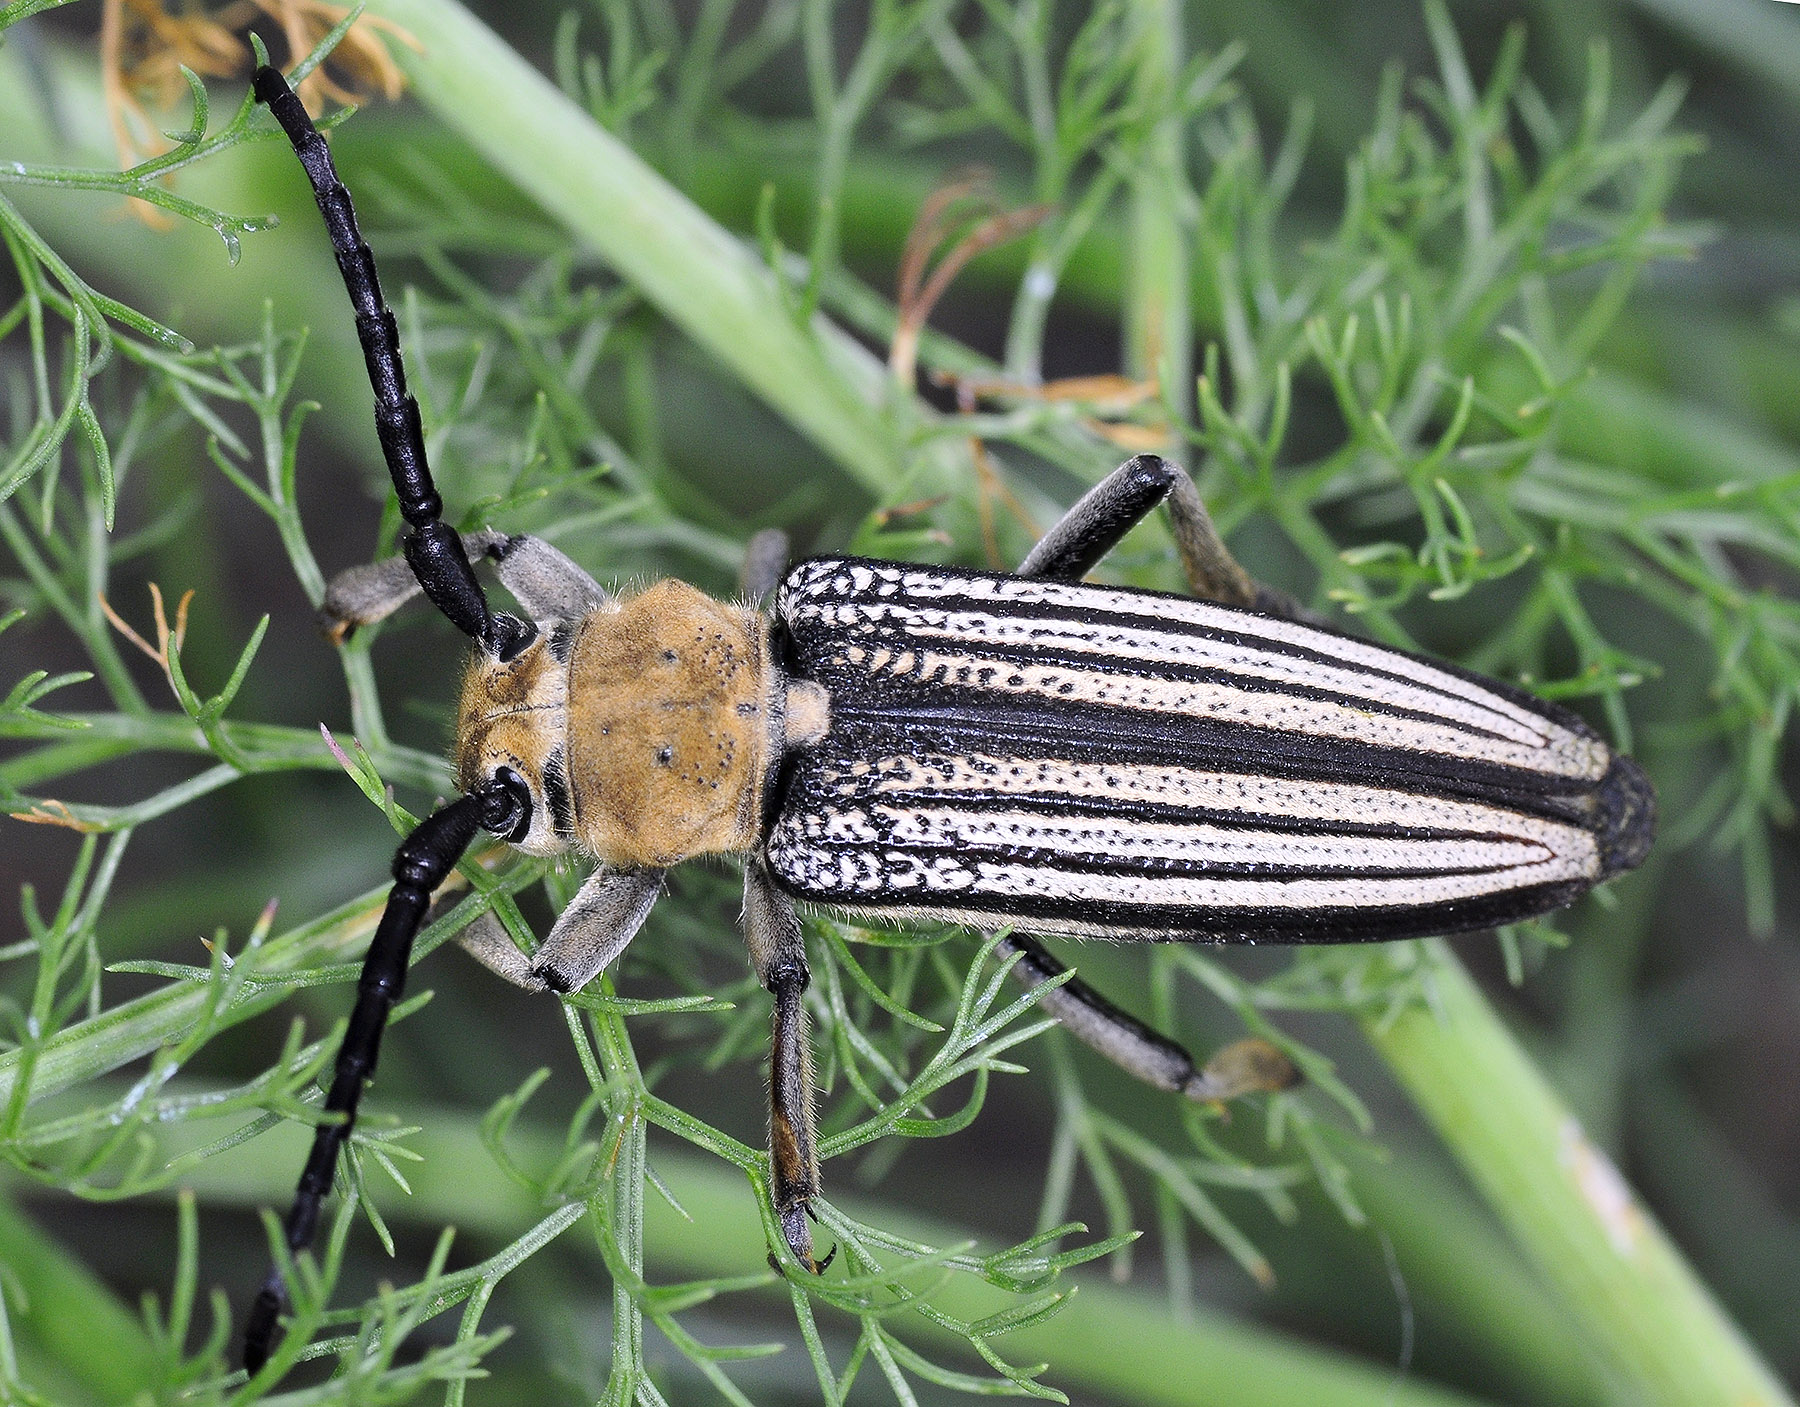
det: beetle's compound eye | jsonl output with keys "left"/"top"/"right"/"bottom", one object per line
{"left": 492, "top": 613, "right": 539, "bottom": 663}
{"left": 486, "top": 766, "right": 534, "bottom": 843}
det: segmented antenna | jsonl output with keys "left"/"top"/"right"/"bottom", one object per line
{"left": 252, "top": 66, "right": 531, "bottom": 659}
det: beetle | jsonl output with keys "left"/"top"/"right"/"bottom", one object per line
{"left": 241, "top": 64, "right": 1655, "bottom": 1374}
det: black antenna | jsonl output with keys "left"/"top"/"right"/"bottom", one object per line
{"left": 240, "top": 773, "right": 527, "bottom": 1373}
{"left": 253, "top": 66, "right": 531, "bottom": 659}
{"left": 242, "top": 67, "right": 544, "bottom": 1376}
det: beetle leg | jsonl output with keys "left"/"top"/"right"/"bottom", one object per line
{"left": 997, "top": 935, "right": 1298, "bottom": 1101}
{"left": 1021, "top": 454, "right": 1301, "bottom": 616}
{"left": 320, "top": 529, "right": 510, "bottom": 641}
{"left": 456, "top": 868, "right": 664, "bottom": 994}
{"left": 743, "top": 858, "right": 820, "bottom": 1270}
{"left": 488, "top": 535, "right": 612, "bottom": 620}
{"left": 739, "top": 527, "right": 791, "bottom": 602}
{"left": 321, "top": 532, "right": 609, "bottom": 642}
{"left": 453, "top": 909, "right": 543, "bottom": 989}
{"left": 1009, "top": 474, "right": 1303, "bottom": 1102}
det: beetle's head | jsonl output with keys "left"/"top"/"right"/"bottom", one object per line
{"left": 454, "top": 631, "right": 572, "bottom": 857}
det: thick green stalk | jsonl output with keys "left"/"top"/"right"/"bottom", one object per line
{"left": 159, "top": 1108, "right": 1499, "bottom": 1407}
{"left": 1334, "top": 1147, "right": 1622, "bottom": 1407}
{"left": 1362, "top": 941, "right": 1792, "bottom": 1407}
{"left": 358, "top": 0, "right": 928, "bottom": 504}
{"left": 1122, "top": 0, "right": 1192, "bottom": 428}
{"left": 0, "top": 1193, "right": 156, "bottom": 1406}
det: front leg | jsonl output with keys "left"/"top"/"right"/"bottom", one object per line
{"left": 457, "top": 867, "right": 664, "bottom": 993}
{"left": 322, "top": 531, "right": 611, "bottom": 641}
{"left": 743, "top": 858, "right": 820, "bottom": 1270}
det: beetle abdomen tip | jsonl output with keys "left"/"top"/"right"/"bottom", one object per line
{"left": 1596, "top": 753, "right": 1656, "bottom": 878}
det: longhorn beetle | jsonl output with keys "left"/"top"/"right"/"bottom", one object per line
{"left": 241, "top": 65, "right": 1655, "bottom": 1374}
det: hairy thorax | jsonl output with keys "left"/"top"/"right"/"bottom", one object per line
{"left": 564, "top": 580, "right": 779, "bottom": 868}
{"left": 454, "top": 580, "right": 829, "bottom": 869}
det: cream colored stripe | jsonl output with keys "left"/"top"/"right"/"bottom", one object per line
{"left": 849, "top": 803, "right": 1587, "bottom": 875}
{"left": 816, "top": 849, "right": 1592, "bottom": 908}
{"left": 830, "top": 599, "right": 1553, "bottom": 748}
{"left": 845, "top": 753, "right": 1572, "bottom": 834}
{"left": 793, "top": 562, "right": 1606, "bottom": 780}
{"left": 837, "top": 643, "right": 1579, "bottom": 774}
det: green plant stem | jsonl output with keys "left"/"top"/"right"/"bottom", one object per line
{"left": 0, "top": 1191, "right": 156, "bottom": 1406}
{"left": 1333, "top": 1146, "right": 1622, "bottom": 1407}
{"left": 1122, "top": 0, "right": 1191, "bottom": 428}
{"left": 12, "top": 40, "right": 1795, "bottom": 519}
{"left": 1361, "top": 941, "right": 1793, "bottom": 1407}
{"left": 358, "top": 0, "right": 933, "bottom": 505}
{"left": 0, "top": 711, "right": 443, "bottom": 787}
{"left": 0, "top": 861, "right": 510, "bottom": 1110}
{"left": 0, "top": 40, "right": 478, "bottom": 495}
{"left": 140, "top": 1107, "right": 1499, "bottom": 1407}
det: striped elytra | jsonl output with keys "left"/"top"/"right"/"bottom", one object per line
{"left": 766, "top": 557, "right": 1654, "bottom": 943}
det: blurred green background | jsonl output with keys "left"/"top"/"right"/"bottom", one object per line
{"left": 1, "top": 0, "right": 1797, "bottom": 1403}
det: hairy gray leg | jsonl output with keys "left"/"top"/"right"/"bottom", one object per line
{"left": 743, "top": 859, "right": 821, "bottom": 1270}
{"left": 457, "top": 868, "right": 664, "bottom": 994}
{"left": 490, "top": 535, "right": 611, "bottom": 620}
{"left": 1021, "top": 454, "right": 1301, "bottom": 617}
{"left": 321, "top": 529, "right": 510, "bottom": 640}
{"left": 321, "top": 532, "right": 609, "bottom": 641}
{"left": 996, "top": 936, "right": 1298, "bottom": 1102}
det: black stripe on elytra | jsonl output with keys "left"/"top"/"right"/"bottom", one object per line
{"left": 797, "top": 874, "right": 1596, "bottom": 943}
{"left": 780, "top": 556, "right": 1603, "bottom": 751}
{"left": 773, "top": 833, "right": 1542, "bottom": 882}
{"left": 799, "top": 704, "right": 1607, "bottom": 821}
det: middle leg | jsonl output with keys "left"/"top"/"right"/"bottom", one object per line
{"left": 322, "top": 532, "right": 611, "bottom": 641}
{"left": 456, "top": 866, "right": 664, "bottom": 993}
{"left": 1000, "top": 455, "right": 1301, "bottom": 1102}
{"left": 1019, "top": 453, "right": 1300, "bottom": 616}
{"left": 743, "top": 858, "right": 821, "bottom": 1270}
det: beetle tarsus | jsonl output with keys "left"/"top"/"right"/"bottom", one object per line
{"left": 778, "top": 1202, "right": 819, "bottom": 1272}
{"left": 1183, "top": 1037, "right": 1302, "bottom": 1103}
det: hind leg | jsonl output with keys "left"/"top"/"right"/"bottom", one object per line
{"left": 1001, "top": 456, "right": 1301, "bottom": 1102}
